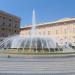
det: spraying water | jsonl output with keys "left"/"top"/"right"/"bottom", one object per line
{"left": 0, "top": 10, "right": 63, "bottom": 52}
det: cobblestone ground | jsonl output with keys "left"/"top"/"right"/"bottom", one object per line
{"left": 0, "top": 55, "right": 75, "bottom": 75}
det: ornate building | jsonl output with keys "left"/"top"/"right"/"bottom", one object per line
{"left": 20, "top": 18, "right": 75, "bottom": 45}
{"left": 0, "top": 10, "right": 20, "bottom": 41}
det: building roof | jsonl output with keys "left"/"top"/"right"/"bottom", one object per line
{"left": 55, "top": 18, "right": 75, "bottom": 22}
{"left": 21, "top": 18, "right": 75, "bottom": 30}
{"left": 0, "top": 10, "right": 20, "bottom": 20}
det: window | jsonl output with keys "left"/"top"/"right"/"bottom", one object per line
{"left": 64, "top": 22, "right": 66, "bottom": 25}
{"left": 15, "top": 20, "right": 18, "bottom": 23}
{"left": 8, "top": 29, "right": 11, "bottom": 32}
{"left": 56, "top": 30, "right": 58, "bottom": 34}
{"left": 3, "top": 17, "right": 5, "bottom": 19}
{"left": 2, "top": 28, "right": 5, "bottom": 31}
{"left": 9, "top": 23, "right": 11, "bottom": 27}
{"left": 64, "top": 29, "right": 67, "bottom": 33}
{"left": 73, "top": 28, "right": 75, "bottom": 33}
{"left": 15, "top": 30, "right": 17, "bottom": 33}
{"left": 48, "top": 31, "right": 50, "bottom": 35}
{"left": 0, "top": 39, "right": 3, "bottom": 41}
{"left": 43, "top": 31, "right": 45, "bottom": 35}
{"left": 39, "top": 32, "right": 41, "bottom": 35}
{"left": 9, "top": 19, "right": 11, "bottom": 21}
{"left": 3, "top": 22, "right": 5, "bottom": 25}
{"left": 73, "top": 36, "right": 75, "bottom": 38}
{"left": 28, "top": 32, "right": 30, "bottom": 35}
{"left": 2, "top": 33, "right": 4, "bottom": 36}
{"left": 14, "top": 25, "right": 17, "bottom": 28}
{"left": 64, "top": 36, "right": 67, "bottom": 39}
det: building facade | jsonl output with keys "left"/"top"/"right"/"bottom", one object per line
{"left": 20, "top": 18, "right": 75, "bottom": 45}
{"left": 0, "top": 10, "right": 20, "bottom": 40}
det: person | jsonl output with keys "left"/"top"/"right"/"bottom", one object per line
{"left": 8, "top": 55, "right": 10, "bottom": 58}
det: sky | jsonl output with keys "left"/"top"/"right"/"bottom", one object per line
{"left": 0, "top": 0, "right": 75, "bottom": 27}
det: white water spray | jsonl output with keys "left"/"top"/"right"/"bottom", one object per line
{"left": 0, "top": 10, "right": 64, "bottom": 52}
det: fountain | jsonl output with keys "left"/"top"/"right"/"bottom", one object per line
{"left": 0, "top": 10, "right": 63, "bottom": 53}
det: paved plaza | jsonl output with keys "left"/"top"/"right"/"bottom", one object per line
{"left": 0, "top": 55, "right": 74, "bottom": 74}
